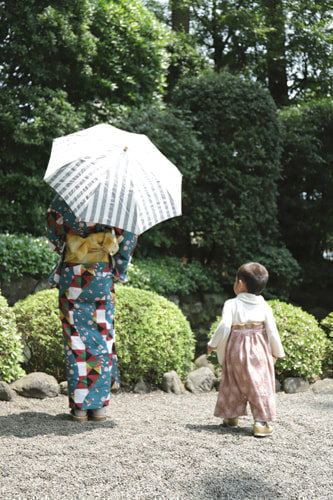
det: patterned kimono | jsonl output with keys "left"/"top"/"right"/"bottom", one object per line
{"left": 46, "top": 194, "right": 137, "bottom": 411}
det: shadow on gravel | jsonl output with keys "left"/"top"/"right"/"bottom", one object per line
{"left": 186, "top": 423, "right": 253, "bottom": 437}
{"left": 0, "top": 412, "right": 116, "bottom": 438}
{"left": 306, "top": 398, "right": 333, "bottom": 411}
{"left": 199, "top": 472, "right": 281, "bottom": 499}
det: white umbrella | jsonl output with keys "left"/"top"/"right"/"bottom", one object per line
{"left": 44, "top": 124, "right": 182, "bottom": 234}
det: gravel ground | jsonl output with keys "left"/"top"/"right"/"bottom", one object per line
{"left": 0, "top": 389, "right": 332, "bottom": 500}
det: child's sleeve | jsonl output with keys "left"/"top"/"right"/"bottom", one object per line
{"left": 208, "top": 299, "right": 233, "bottom": 364}
{"left": 113, "top": 231, "right": 138, "bottom": 283}
{"left": 265, "top": 303, "right": 285, "bottom": 358}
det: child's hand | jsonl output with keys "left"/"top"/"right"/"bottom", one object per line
{"left": 207, "top": 345, "right": 216, "bottom": 355}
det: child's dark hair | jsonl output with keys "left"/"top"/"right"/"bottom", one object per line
{"left": 236, "top": 262, "right": 269, "bottom": 295}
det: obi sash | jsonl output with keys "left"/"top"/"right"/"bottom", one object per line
{"left": 64, "top": 231, "right": 119, "bottom": 263}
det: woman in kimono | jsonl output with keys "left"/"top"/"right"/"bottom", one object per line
{"left": 46, "top": 194, "right": 138, "bottom": 422}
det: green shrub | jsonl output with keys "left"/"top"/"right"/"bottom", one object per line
{"left": 0, "top": 292, "right": 26, "bottom": 382}
{"left": 321, "top": 312, "right": 333, "bottom": 338}
{"left": 171, "top": 72, "right": 284, "bottom": 267}
{"left": 115, "top": 284, "right": 195, "bottom": 384}
{"left": 0, "top": 233, "right": 58, "bottom": 282}
{"left": 208, "top": 300, "right": 328, "bottom": 381}
{"left": 269, "top": 301, "right": 328, "bottom": 381}
{"left": 321, "top": 312, "right": 333, "bottom": 377}
{"left": 13, "top": 286, "right": 195, "bottom": 385}
{"left": 13, "top": 289, "right": 65, "bottom": 381}
{"left": 0, "top": 232, "right": 224, "bottom": 297}
{"left": 127, "top": 256, "right": 223, "bottom": 296}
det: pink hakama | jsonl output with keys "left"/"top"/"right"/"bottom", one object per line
{"left": 214, "top": 323, "right": 276, "bottom": 422}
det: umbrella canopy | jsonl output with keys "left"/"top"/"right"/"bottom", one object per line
{"left": 44, "top": 124, "right": 182, "bottom": 235}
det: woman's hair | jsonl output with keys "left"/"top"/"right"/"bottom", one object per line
{"left": 236, "top": 262, "right": 269, "bottom": 295}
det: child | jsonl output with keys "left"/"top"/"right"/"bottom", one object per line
{"left": 207, "top": 262, "right": 285, "bottom": 437}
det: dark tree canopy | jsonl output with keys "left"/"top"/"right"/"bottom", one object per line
{"left": 170, "top": 72, "right": 284, "bottom": 265}
{"left": 278, "top": 99, "right": 333, "bottom": 262}
{"left": 0, "top": 0, "right": 168, "bottom": 235}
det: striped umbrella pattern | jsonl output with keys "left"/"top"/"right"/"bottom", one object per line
{"left": 44, "top": 124, "right": 182, "bottom": 234}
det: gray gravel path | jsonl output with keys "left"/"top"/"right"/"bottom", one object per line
{"left": 0, "top": 390, "right": 332, "bottom": 499}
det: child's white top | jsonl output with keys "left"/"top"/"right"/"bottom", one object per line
{"left": 208, "top": 292, "right": 285, "bottom": 364}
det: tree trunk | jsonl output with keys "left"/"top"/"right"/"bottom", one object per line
{"left": 265, "top": 0, "right": 289, "bottom": 106}
{"left": 171, "top": 0, "right": 190, "bottom": 33}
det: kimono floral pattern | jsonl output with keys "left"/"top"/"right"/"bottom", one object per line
{"left": 46, "top": 194, "right": 137, "bottom": 410}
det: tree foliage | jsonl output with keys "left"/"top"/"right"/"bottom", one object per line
{"left": 170, "top": 72, "right": 283, "bottom": 262}
{"left": 0, "top": 0, "right": 168, "bottom": 235}
{"left": 115, "top": 72, "right": 300, "bottom": 296}
{"left": 0, "top": 293, "right": 26, "bottom": 383}
{"left": 112, "top": 103, "right": 203, "bottom": 256}
{"left": 278, "top": 98, "right": 333, "bottom": 262}
{"left": 187, "top": 0, "right": 333, "bottom": 105}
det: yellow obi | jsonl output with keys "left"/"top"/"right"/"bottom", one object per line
{"left": 65, "top": 231, "right": 119, "bottom": 263}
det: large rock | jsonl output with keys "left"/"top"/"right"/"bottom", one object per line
{"left": 283, "top": 377, "right": 310, "bottom": 394}
{"left": 60, "top": 381, "right": 68, "bottom": 395}
{"left": 161, "top": 371, "right": 185, "bottom": 395}
{"left": 0, "top": 276, "right": 49, "bottom": 306}
{"left": 133, "top": 380, "right": 151, "bottom": 394}
{"left": 311, "top": 378, "right": 333, "bottom": 394}
{"left": 0, "top": 381, "right": 16, "bottom": 401}
{"left": 10, "top": 372, "right": 60, "bottom": 399}
{"left": 185, "top": 367, "right": 215, "bottom": 393}
{"left": 194, "top": 354, "right": 215, "bottom": 374}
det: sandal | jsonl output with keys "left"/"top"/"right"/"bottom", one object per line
{"left": 71, "top": 409, "right": 88, "bottom": 422}
{"left": 89, "top": 408, "right": 107, "bottom": 422}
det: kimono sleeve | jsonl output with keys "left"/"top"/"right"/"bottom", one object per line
{"left": 45, "top": 197, "right": 67, "bottom": 287}
{"left": 264, "top": 302, "right": 285, "bottom": 358}
{"left": 113, "top": 231, "right": 138, "bottom": 283}
{"left": 208, "top": 299, "right": 234, "bottom": 365}
{"left": 46, "top": 201, "right": 66, "bottom": 255}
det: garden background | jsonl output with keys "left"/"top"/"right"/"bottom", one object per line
{"left": 0, "top": 0, "right": 332, "bottom": 385}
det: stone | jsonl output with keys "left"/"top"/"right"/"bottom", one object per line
{"left": 283, "top": 377, "right": 310, "bottom": 394}
{"left": 1, "top": 276, "right": 39, "bottom": 306}
{"left": 0, "top": 381, "right": 16, "bottom": 401}
{"left": 202, "top": 293, "right": 229, "bottom": 318}
{"left": 161, "top": 371, "right": 185, "bottom": 395}
{"left": 194, "top": 354, "right": 216, "bottom": 374}
{"left": 10, "top": 372, "right": 60, "bottom": 399}
{"left": 185, "top": 367, "right": 215, "bottom": 393}
{"left": 275, "top": 379, "right": 282, "bottom": 392}
{"left": 311, "top": 378, "right": 333, "bottom": 394}
{"left": 133, "top": 380, "right": 150, "bottom": 394}
{"left": 60, "top": 381, "right": 68, "bottom": 395}
{"left": 166, "top": 295, "right": 180, "bottom": 306}
{"left": 0, "top": 276, "right": 50, "bottom": 306}
{"left": 215, "top": 366, "right": 222, "bottom": 380}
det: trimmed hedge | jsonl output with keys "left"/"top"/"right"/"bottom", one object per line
{"left": 0, "top": 233, "right": 58, "bottom": 282}
{"left": 208, "top": 300, "right": 329, "bottom": 381}
{"left": 269, "top": 300, "right": 328, "bottom": 381}
{"left": 13, "top": 289, "right": 65, "bottom": 381}
{"left": 321, "top": 313, "right": 333, "bottom": 376}
{"left": 115, "top": 284, "right": 195, "bottom": 384}
{"left": 13, "top": 286, "right": 195, "bottom": 385}
{"left": 321, "top": 312, "right": 333, "bottom": 338}
{"left": 0, "top": 292, "right": 26, "bottom": 382}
